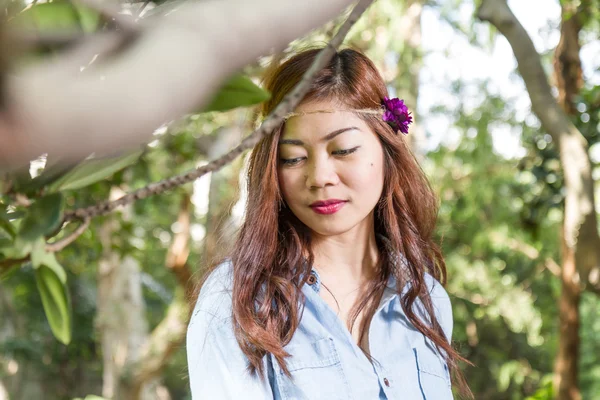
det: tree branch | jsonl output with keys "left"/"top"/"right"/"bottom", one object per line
{"left": 477, "top": 0, "right": 600, "bottom": 296}
{"left": 64, "top": 0, "right": 373, "bottom": 222}
{"left": 553, "top": 0, "right": 585, "bottom": 114}
{"left": 0, "top": 0, "right": 359, "bottom": 168}
{"left": 46, "top": 218, "right": 91, "bottom": 252}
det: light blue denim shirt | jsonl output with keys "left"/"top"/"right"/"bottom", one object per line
{"left": 186, "top": 260, "right": 454, "bottom": 399}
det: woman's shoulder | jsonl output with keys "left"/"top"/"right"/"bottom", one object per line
{"left": 423, "top": 272, "right": 451, "bottom": 306}
{"left": 422, "top": 271, "right": 453, "bottom": 343}
{"left": 190, "top": 259, "right": 235, "bottom": 327}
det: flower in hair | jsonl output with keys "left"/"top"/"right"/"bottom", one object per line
{"left": 382, "top": 97, "right": 413, "bottom": 135}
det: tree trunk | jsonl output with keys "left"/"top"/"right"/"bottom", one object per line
{"left": 96, "top": 188, "right": 161, "bottom": 400}
{"left": 552, "top": 4, "right": 586, "bottom": 399}
{"left": 121, "top": 192, "right": 194, "bottom": 400}
{"left": 555, "top": 238, "right": 581, "bottom": 400}
{"left": 96, "top": 250, "right": 159, "bottom": 399}
{"left": 477, "top": 1, "right": 598, "bottom": 398}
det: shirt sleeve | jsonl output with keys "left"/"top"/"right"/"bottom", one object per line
{"left": 186, "top": 262, "right": 274, "bottom": 400}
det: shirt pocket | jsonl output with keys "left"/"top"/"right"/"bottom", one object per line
{"left": 413, "top": 346, "right": 453, "bottom": 399}
{"left": 270, "top": 337, "right": 352, "bottom": 400}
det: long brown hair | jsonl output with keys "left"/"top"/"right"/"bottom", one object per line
{"left": 209, "top": 47, "right": 471, "bottom": 397}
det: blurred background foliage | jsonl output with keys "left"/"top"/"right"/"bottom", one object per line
{"left": 0, "top": 0, "right": 599, "bottom": 399}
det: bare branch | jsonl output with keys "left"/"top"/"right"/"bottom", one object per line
{"left": 0, "top": 256, "right": 29, "bottom": 271}
{"left": 545, "top": 258, "right": 562, "bottom": 278}
{"left": 46, "top": 218, "right": 91, "bottom": 252}
{"left": 135, "top": 0, "right": 153, "bottom": 19}
{"left": 65, "top": 0, "right": 373, "bottom": 222}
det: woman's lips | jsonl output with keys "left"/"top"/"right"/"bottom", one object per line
{"left": 310, "top": 200, "right": 347, "bottom": 215}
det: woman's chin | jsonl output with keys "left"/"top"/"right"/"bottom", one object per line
{"left": 304, "top": 220, "right": 358, "bottom": 237}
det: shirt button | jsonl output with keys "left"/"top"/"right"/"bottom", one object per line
{"left": 383, "top": 377, "right": 390, "bottom": 387}
{"left": 307, "top": 275, "right": 317, "bottom": 285}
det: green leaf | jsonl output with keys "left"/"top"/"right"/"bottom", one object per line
{"left": 73, "top": 5, "right": 101, "bottom": 33}
{"left": 13, "top": 2, "right": 82, "bottom": 33}
{"left": 31, "top": 238, "right": 67, "bottom": 282}
{"left": 203, "top": 74, "right": 271, "bottom": 112}
{"left": 22, "top": 159, "right": 81, "bottom": 195}
{"left": 18, "top": 193, "right": 64, "bottom": 242}
{"left": 0, "top": 263, "right": 21, "bottom": 283}
{"left": 0, "top": 237, "right": 12, "bottom": 249}
{"left": 0, "top": 213, "right": 16, "bottom": 239}
{"left": 48, "top": 151, "right": 142, "bottom": 192}
{"left": 34, "top": 264, "right": 72, "bottom": 345}
{"left": 8, "top": 167, "right": 34, "bottom": 194}
{"left": 5, "top": 211, "right": 25, "bottom": 220}
{"left": 0, "top": 236, "right": 32, "bottom": 260}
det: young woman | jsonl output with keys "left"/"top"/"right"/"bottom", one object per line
{"left": 186, "top": 47, "right": 470, "bottom": 399}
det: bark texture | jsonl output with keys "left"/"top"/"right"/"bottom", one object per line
{"left": 552, "top": 3, "right": 589, "bottom": 399}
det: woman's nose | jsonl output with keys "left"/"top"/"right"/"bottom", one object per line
{"left": 305, "top": 157, "right": 339, "bottom": 189}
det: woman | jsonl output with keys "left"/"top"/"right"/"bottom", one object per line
{"left": 186, "top": 47, "right": 470, "bottom": 399}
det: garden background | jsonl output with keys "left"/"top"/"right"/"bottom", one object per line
{"left": 0, "top": 0, "right": 599, "bottom": 399}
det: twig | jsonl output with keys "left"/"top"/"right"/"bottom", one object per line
{"left": 64, "top": 0, "right": 373, "bottom": 222}
{"left": 46, "top": 218, "right": 91, "bottom": 252}
{"left": 136, "top": 0, "right": 153, "bottom": 19}
{"left": 0, "top": 256, "right": 30, "bottom": 271}
{"left": 544, "top": 257, "right": 561, "bottom": 278}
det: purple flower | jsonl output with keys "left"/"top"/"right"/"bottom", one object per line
{"left": 382, "top": 97, "right": 413, "bottom": 134}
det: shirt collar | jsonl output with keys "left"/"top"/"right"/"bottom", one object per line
{"left": 306, "top": 266, "right": 403, "bottom": 293}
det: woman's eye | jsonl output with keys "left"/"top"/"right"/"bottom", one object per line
{"left": 332, "top": 146, "right": 360, "bottom": 156}
{"left": 280, "top": 157, "right": 305, "bottom": 166}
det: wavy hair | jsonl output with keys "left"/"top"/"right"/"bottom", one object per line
{"left": 203, "top": 47, "right": 471, "bottom": 397}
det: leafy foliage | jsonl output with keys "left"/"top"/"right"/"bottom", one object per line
{"left": 203, "top": 74, "right": 271, "bottom": 112}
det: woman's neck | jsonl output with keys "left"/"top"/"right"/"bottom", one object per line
{"left": 311, "top": 224, "right": 380, "bottom": 286}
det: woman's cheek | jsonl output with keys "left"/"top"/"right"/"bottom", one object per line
{"left": 279, "top": 170, "right": 302, "bottom": 204}
{"left": 350, "top": 160, "right": 383, "bottom": 187}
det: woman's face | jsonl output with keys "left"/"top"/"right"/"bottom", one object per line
{"left": 278, "top": 100, "right": 385, "bottom": 237}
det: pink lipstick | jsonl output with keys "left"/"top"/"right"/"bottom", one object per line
{"left": 309, "top": 199, "right": 347, "bottom": 215}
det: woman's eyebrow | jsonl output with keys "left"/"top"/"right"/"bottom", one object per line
{"left": 279, "top": 127, "right": 360, "bottom": 146}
